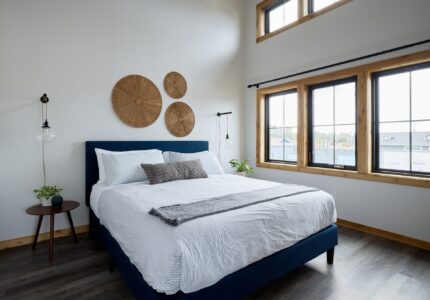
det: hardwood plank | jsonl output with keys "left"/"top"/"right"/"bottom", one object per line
{"left": 0, "top": 227, "right": 429, "bottom": 300}
{"left": 372, "top": 273, "right": 430, "bottom": 300}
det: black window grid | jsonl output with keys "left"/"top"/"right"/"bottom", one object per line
{"left": 265, "top": 89, "right": 298, "bottom": 164}
{"left": 372, "top": 61, "right": 430, "bottom": 178}
{"left": 308, "top": 76, "right": 358, "bottom": 170}
{"left": 264, "top": 0, "right": 292, "bottom": 34}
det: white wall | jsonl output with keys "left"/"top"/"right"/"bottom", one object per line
{"left": 0, "top": 0, "right": 244, "bottom": 241}
{"left": 244, "top": 0, "right": 430, "bottom": 241}
{"left": 1, "top": 0, "right": 429, "bottom": 243}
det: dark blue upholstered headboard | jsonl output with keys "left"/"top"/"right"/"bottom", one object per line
{"left": 85, "top": 141, "right": 209, "bottom": 206}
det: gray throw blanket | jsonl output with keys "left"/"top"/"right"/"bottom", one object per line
{"left": 149, "top": 184, "right": 318, "bottom": 226}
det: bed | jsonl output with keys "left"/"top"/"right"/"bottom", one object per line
{"left": 85, "top": 141, "right": 338, "bottom": 300}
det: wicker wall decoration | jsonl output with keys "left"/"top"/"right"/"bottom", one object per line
{"left": 165, "top": 102, "right": 195, "bottom": 137}
{"left": 112, "top": 75, "right": 162, "bottom": 127}
{"left": 163, "top": 72, "right": 187, "bottom": 99}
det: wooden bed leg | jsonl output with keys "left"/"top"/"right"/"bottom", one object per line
{"left": 327, "top": 247, "right": 334, "bottom": 264}
{"left": 109, "top": 258, "right": 115, "bottom": 273}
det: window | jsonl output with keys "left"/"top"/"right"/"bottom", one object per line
{"left": 257, "top": 0, "right": 351, "bottom": 42}
{"left": 265, "top": 89, "right": 298, "bottom": 163}
{"left": 308, "top": 77, "right": 357, "bottom": 169}
{"left": 264, "top": 0, "right": 299, "bottom": 34}
{"left": 373, "top": 62, "right": 430, "bottom": 176}
{"left": 309, "top": 0, "right": 340, "bottom": 13}
{"left": 256, "top": 50, "right": 430, "bottom": 188}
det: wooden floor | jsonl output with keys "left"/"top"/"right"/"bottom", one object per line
{"left": 0, "top": 226, "right": 429, "bottom": 300}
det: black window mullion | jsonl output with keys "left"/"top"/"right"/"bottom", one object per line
{"left": 265, "top": 96, "right": 270, "bottom": 162}
{"left": 333, "top": 86, "right": 336, "bottom": 166}
{"left": 282, "top": 95, "right": 285, "bottom": 161}
{"left": 409, "top": 71, "right": 412, "bottom": 172}
{"left": 307, "top": 0, "right": 313, "bottom": 14}
{"left": 372, "top": 73, "right": 379, "bottom": 173}
{"left": 264, "top": 9, "right": 270, "bottom": 35}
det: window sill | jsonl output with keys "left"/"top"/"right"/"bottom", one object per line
{"left": 257, "top": 0, "right": 353, "bottom": 43}
{"left": 256, "top": 162, "right": 430, "bottom": 188}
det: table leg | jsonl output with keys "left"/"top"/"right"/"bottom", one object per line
{"left": 66, "top": 211, "right": 78, "bottom": 244}
{"left": 32, "top": 215, "right": 43, "bottom": 251}
{"left": 49, "top": 214, "right": 54, "bottom": 263}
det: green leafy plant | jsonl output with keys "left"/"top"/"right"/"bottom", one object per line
{"left": 33, "top": 186, "right": 63, "bottom": 200}
{"left": 229, "top": 159, "right": 254, "bottom": 176}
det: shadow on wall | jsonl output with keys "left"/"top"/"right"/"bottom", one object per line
{"left": 0, "top": 97, "right": 37, "bottom": 115}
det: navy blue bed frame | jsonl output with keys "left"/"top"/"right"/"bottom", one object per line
{"left": 85, "top": 141, "right": 338, "bottom": 300}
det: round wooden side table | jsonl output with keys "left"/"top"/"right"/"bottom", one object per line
{"left": 26, "top": 200, "right": 80, "bottom": 263}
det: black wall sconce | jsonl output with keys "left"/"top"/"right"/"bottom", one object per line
{"left": 217, "top": 111, "right": 233, "bottom": 145}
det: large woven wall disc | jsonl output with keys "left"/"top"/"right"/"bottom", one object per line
{"left": 112, "top": 75, "right": 162, "bottom": 127}
{"left": 165, "top": 102, "right": 195, "bottom": 137}
{"left": 163, "top": 72, "right": 187, "bottom": 99}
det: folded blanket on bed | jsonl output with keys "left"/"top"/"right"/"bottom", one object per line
{"left": 149, "top": 184, "right": 318, "bottom": 226}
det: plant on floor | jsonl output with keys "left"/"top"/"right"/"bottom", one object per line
{"left": 33, "top": 186, "right": 63, "bottom": 200}
{"left": 229, "top": 159, "right": 254, "bottom": 176}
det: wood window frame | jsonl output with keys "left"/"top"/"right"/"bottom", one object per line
{"left": 256, "top": 0, "right": 352, "bottom": 43}
{"left": 256, "top": 50, "right": 430, "bottom": 188}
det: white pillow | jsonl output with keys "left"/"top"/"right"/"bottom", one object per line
{"left": 95, "top": 148, "right": 149, "bottom": 183}
{"left": 164, "top": 151, "right": 224, "bottom": 174}
{"left": 98, "top": 149, "right": 164, "bottom": 185}
{"left": 162, "top": 151, "right": 170, "bottom": 163}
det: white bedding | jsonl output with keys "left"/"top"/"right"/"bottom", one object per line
{"left": 91, "top": 174, "right": 336, "bottom": 295}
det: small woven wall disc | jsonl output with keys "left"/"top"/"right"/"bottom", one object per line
{"left": 163, "top": 72, "right": 187, "bottom": 99}
{"left": 165, "top": 102, "right": 195, "bottom": 137}
{"left": 112, "top": 75, "right": 162, "bottom": 127}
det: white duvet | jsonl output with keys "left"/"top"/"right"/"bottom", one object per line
{"left": 91, "top": 174, "right": 336, "bottom": 295}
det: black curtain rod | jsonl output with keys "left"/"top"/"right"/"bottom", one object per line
{"left": 247, "top": 38, "right": 430, "bottom": 89}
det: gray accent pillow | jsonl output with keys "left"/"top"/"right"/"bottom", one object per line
{"left": 142, "top": 159, "right": 208, "bottom": 185}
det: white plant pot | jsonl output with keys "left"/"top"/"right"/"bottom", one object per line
{"left": 236, "top": 171, "right": 247, "bottom": 177}
{"left": 41, "top": 198, "right": 52, "bottom": 207}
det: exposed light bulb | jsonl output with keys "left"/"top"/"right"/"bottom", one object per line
{"left": 35, "top": 126, "right": 56, "bottom": 143}
{"left": 224, "top": 133, "right": 233, "bottom": 146}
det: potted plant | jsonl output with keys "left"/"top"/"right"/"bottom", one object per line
{"left": 229, "top": 159, "right": 254, "bottom": 177}
{"left": 33, "top": 186, "right": 63, "bottom": 207}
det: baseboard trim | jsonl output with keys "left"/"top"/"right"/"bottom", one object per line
{"left": 0, "top": 224, "right": 89, "bottom": 250}
{"left": 336, "top": 218, "right": 430, "bottom": 251}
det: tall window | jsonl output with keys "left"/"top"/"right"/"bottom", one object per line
{"left": 308, "top": 77, "right": 357, "bottom": 169}
{"left": 373, "top": 62, "right": 430, "bottom": 176}
{"left": 265, "top": 89, "right": 298, "bottom": 163}
{"left": 309, "top": 0, "right": 340, "bottom": 13}
{"left": 265, "top": 0, "right": 299, "bottom": 33}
